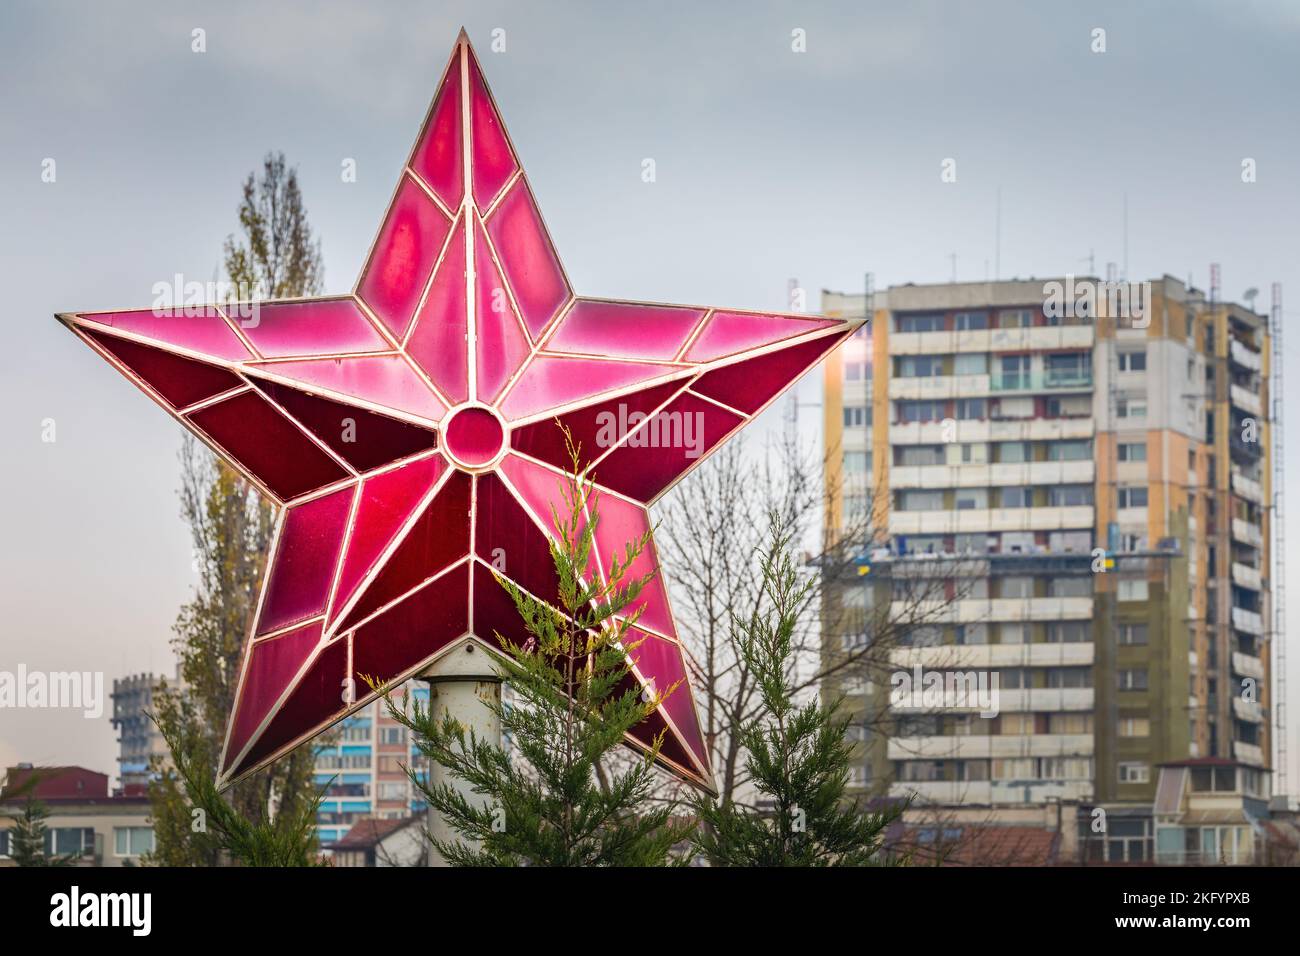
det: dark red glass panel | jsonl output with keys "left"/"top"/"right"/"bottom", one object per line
{"left": 485, "top": 182, "right": 569, "bottom": 341}
{"left": 332, "top": 454, "right": 445, "bottom": 626}
{"left": 336, "top": 470, "right": 472, "bottom": 633}
{"left": 625, "top": 627, "right": 707, "bottom": 768}
{"left": 591, "top": 392, "right": 742, "bottom": 502}
{"left": 406, "top": 216, "right": 469, "bottom": 405}
{"left": 257, "top": 486, "right": 355, "bottom": 636}
{"left": 85, "top": 329, "right": 241, "bottom": 409}
{"left": 496, "top": 453, "right": 598, "bottom": 582}
{"left": 509, "top": 380, "right": 685, "bottom": 472}
{"left": 474, "top": 473, "right": 563, "bottom": 605}
{"left": 253, "top": 379, "right": 438, "bottom": 473}
{"left": 410, "top": 49, "right": 465, "bottom": 212}
{"left": 187, "top": 391, "right": 350, "bottom": 501}
{"left": 692, "top": 332, "right": 850, "bottom": 415}
{"left": 444, "top": 406, "right": 505, "bottom": 466}
{"left": 352, "top": 562, "right": 469, "bottom": 686}
{"left": 357, "top": 174, "right": 451, "bottom": 339}
{"left": 224, "top": 620, "right": 323, "bottom": 765}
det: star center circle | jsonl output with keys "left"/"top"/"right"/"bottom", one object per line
{"left": 442, "top": 404, "right": 508, "bottom": 471}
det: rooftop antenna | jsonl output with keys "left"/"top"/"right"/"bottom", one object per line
{"left": 1271, "top": 282, "right": 1287, "bottom": 795}
{"left": 1122, "top": 193, "right": 1129, "bottom": 281}
{"left": 995, "top": 186, "right": 1001, "bottom": 281}
{"left": 949, "top": 253, "right": 957, "bottom": 283}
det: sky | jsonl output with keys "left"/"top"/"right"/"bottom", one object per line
{"left": 1, "top": 0, "right": 1298, "bottom": 787}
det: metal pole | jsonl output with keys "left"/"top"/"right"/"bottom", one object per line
{"left": 419, "top": 639, "right": 502, "bottom": 866}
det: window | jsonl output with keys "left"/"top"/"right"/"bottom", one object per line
{"left": 843, "top": 405, "right": 867, "bottom": 427}
{"left": 997, "top": 441, "right": 1030, "bottom": 463}
{"left": 897, "top": 400, "right": 942, "bottom": 423}
{"left": 1118, "top": 762, "right": 1150, "bottom": 784}
{"left": 1047, "top": 621, "right": 1091, "bottom": 642}
{"left": 378, "top": 782, "right": 408, "bottom": 800}
{"left": 1117, "top": 350, "right": 1147, "bottom": 372}
{"left": 1047, "top": 440, "right": 1091, "bottom": 461}
{"left": 998, "top": 354, "right": 1030, "bottom": 388}
{"left": 899, "top": 490, "right": 944, "bottom": 511}
{"left": 898, "top": 355, "right": 943, "bottom": 377}
{"left": 955, "top": 398, "right": 986, "bottom": 420}
{"left": 955, "top": 624, "right": 988, "bottom": 645}
{"left": 961, "top": 442, "right": 988, "bottom": 463}
{"left": 1117, "top": 397, "right": 1147, "bottom": 419}
{"left": 897, "top": 313, "right": 944, "bottom": 333}
{"left": 1119, "top": 717, "right": 1151, "bottom": 738}
{"left": 844, "top": 360, "right": 867, "bottom": 381}
{"left": 999, "top": 668, "right": 1031, "bottom": 689}
{"left": 1118, "top": 441, "right": 1147, "bottom": 462}
{"left": 1048, "top": 577, "right": 1091, "bottom": 598}
{"left": 841, "top": 632, "right": 868, "bottom": 651}
{"left": 1117, "top": 486, "right": 1148, "bottom": 508}
{"left": 1045, "top": 351, "right": 1091, "bottom": 384}
{"left": 898, "top": 444, "right": 945, "bottom": 466}
{"left": 1000, "top": 487, "right": 1032, "bottom": 508}
{"left": 114, "top": 826, "right": 154, "bottom": 857}
{"left": 1119, "top": 624, "right": 1149, "bottom": 645}
{"left": 1118, "top": 668, "right": 1149, "bottom": 691}
{"left": 0, "top": 829, "right": 9, "bottom": 858}
{"left": 1000, "top": 576, "right": 1033, "bottom": 599}
{"left": 954, "top": 353, "right": 987, "bottom": 374}
{"left": 997, "top": 309, "right": 1032, "bottom": 328}
{"left": 379, "top": 727, "right": 406, "bottom": 745}
{"left": 1047, "top": 668, "right": 1092, "bottom": 688}
{"left": 955, "top": 311, "right": 989, "bottom": 330}
{"left": 1049, "top": 713, "right": 1093, "bottom": 734}
{"left": 843, "top": 451, "right": 870, "bottom": 474}
{"left": 46, "top": 827, "right": 95, "bottom": 857}
{"left": 1117, "top": 578, "right": 1149, "bottom": 602}
{"left": 955, "top": 489, "right": 987, "bottom": 511}
{"left": 1048, "top": 485, "right": 1094, "bottom": 507}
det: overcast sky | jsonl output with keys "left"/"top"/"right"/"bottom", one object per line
{"left": 2, "top": 0, "right": 1298, "bottom": 786}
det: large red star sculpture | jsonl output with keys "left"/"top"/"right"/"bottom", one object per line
{"left": 59, "top": 31, "right": 859, "bottom": 794}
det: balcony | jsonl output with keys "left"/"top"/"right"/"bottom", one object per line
{"left": 889, "top": 374, "right": 990, "bottom": 401}
{"left": 887, "top": 733, "right": 1094, "bottom": 760}
{"left": 889, "top": 417, "right": 1094, "bottom": 445}
{"left": 1232, "top": 697, "right": 1265, "bottom": 724}
{"left": 1230, "top": 339, "right": 1262, "bottom": 372}
{"left": 1231, "top": 472, "right": 1264, "bottom": 505}
{"left": 1231, "top": 518, "right": 1263, "bottom": 547}
{"left": 1231, "top": 650, "right": 1265, "bottom": 680}
{"left": 1231, "top": 562, "right": 1262, "bottom": 591}
{"left": 888, "top": 686, "right": 1094, "bottom": 714}
{"left": 889, "top": 779, "right": 1094, "bottom": 805}
{"left": 1231, "top": 609, "right": 1264, "bottom": 638}
{"left": 1230, "top": 384, "right": 1263, "bottom": 417}
{"left": 889, "top": 597, "right": 1095, "bottom": 624}
{"left": 1233, "top": 741, "right": 1265, "bottom": 766}
{"left": 889, "top": 642, "right": 1095, "bottom": 670}
{"left": 889, "top": 506, "right": 1095, "bottom": 536}
{"left": 990, "top": 370, "right": 1093, "bottom": 393}
{"left": 887, "top": 325, "right": 1094, "bottom": 356}
{"left": 888, "top": 459, "right": 1095, "bottom": 490}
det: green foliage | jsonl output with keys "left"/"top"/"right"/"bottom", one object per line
{"left": 691, "top": 517, "right": 904, "bottom": 866}
{"left": 151, "top": 717, "right": 328, "bottom": 867}
{"left": 147, "top": 153, "right": 325, "bottom": 865}
{"left": 4, "top": 791, "right": 75, "bottom": 867}
{"left": 374, "top": 438, "right": 692, "bottom": 866}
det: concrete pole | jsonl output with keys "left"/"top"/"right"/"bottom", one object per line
{"left": 419, "top": 639, "right": 502, "bottom": 866}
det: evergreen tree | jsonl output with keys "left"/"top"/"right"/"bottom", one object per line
{"left": 147, "top": 152, "right": 324, "bottom": 865}
{"left": 6, "top": 795, "right": 74, "bottom": 867}
{"left": 374, "top": 440, "right": 692, "bottom": 866}
{"left": 690, "top": 517, "right": 903, "bottom": 866}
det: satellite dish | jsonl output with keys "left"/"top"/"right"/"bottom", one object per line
{"left": 1243, "top": 287, "right": 1260, "bottom": 308}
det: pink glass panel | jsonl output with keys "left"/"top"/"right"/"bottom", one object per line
{"left": 473, "top": 218, "right": 530, "bottom": 403}
{"left": 78, "top": 309, "right": 251, "bottom": 361}
{"left": 236, "top": 298, "right": 387, "bottom": 359}
{"left": 228, "top": 635, "right": 349, "bottom": 776}
{"left": 474, "top": 473, "right": 562, "bottom": 605}
{"left": 467, "top": 46, "right": 518, "bottom": 210}
{"left": 410, "top": 49, "right": 464, "bottom": 212}
{"left": 509, "top": 380, "right": 685, "bottom": 472}
{"left": 693, "top": 332, "right": 849, "bottom": 415}
{"left": 187, "top": 391, "right": 349, "bottom": 501}
{"left": 358, "top": 173, "right": 451, "bottom": 338}
{"left": 592, "top": 494, "right": 674, "bottom": 637}
{"left": 332, "top": 454, "right": 446, "bottom": 625}
{"left": 547, "top": 299, "right": 706, "bottom": 360}
{"left": 444, "top": 406, "right": 505, "bottom": 466}
{"left": 85, "top": 330, "right": 241, "bottom": 409}
{"left": 500, "top": 355, "right": 688, "bottom": 421}
{"left": 485, "top": 182, "right": 569, "bottom": 341}
{"left": 684, "top": 310, "right": 836, "bottom": 363}
{"left": 497, "top": 453, "right": 598, "bottom": 581}
{"left": 592, "top": 391, "right": 742, "bottom": 502}
{"left": 224, "top": 619, "right": 323, "bottom": 768}
{"left": 406, "top": 216, "right": 469, "bottom": 404}
{"left": 257, "top": 486, "right": 355, "bottom": 636}
{"left": 625, "top": 627, "right": 708, "bottom": 769}
{"left": 336, "top": 470, "right": 472, "bottom": 633}
{"left": 253, "top": 380, "right": 438, "bottom": 473}
{"left": 250, "top": 355, "right": 446, "bottom": 422}
{"left": 352, "top": 562, "right": 469, "bottom": 685}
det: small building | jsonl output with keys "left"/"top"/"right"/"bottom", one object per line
{"left": 327, "top": 816, "right": 425, "bottom": 867}
{"left": 1151, "top": 757, "right": 1294, "bottom": 865}
{"left": 0, "top": 765, "right": 153, "bottom": 867}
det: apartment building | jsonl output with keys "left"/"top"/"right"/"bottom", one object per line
{"left": 110, "top": 671, "right": 177, "bottom": 791}
{"left": 821, "top": 276, "right": 1273, "bottom": 834}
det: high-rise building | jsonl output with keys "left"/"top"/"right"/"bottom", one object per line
{"left": 110, "top": 671, "right": 178, "bottom": 792}
{"left": 821, "top": 275, "right": 1274, "bottom": 838}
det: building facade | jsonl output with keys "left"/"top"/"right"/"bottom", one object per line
{"left": 821, "top": 276, "right": 1273, "bottom": 830}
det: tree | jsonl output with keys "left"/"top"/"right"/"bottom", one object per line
{"left": 5, "top": 796, "right": 75, "bottom": 867}
{"left": 147, "top": 152, "right": 324, "bottom": 865}
{"left": 690, "top": 517, "right": 903, "bottom": 866}
{"left": 374, "top": 441, "right": 692, "bottom": 866}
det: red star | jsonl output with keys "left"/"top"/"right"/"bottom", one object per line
{"left": 59, "top": 31, "right": 858, "bottom": 793}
